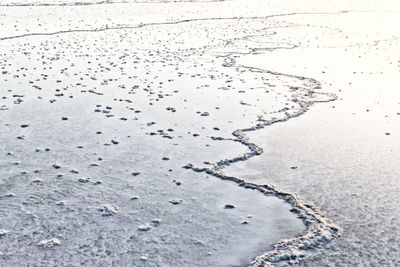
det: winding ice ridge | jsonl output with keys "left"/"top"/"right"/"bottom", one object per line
{"left": 184, "top": 56, "right": 339, "bottom": 266}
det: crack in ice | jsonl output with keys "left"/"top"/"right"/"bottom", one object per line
{"left": 0, "top": 11, "right": 355, "bottom": 42}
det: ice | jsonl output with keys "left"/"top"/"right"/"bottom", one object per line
{"left": 1, "top": 0, "right": 398, "bottom": 266}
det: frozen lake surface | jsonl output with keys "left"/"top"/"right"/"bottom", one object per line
{"left": 0, "top": 0, "right": 399, "bottom": 266}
